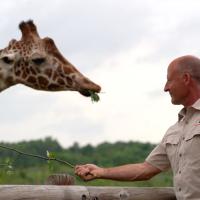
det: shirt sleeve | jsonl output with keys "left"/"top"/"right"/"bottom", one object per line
{"left": 145, "top": 140, "right": 171, "bottom": 171}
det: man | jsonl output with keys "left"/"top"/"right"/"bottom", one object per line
{"left": 75, "top": 55, "right": 200, "bottom": 200}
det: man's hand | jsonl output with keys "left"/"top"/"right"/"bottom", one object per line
{"left": 75, "top": 164, "right": 104, "bottom": 181}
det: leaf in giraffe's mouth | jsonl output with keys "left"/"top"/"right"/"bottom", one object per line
{"left": 79, "top": 89, "right": 100, "bottom": 102}
{"left": 88, "top": 90, "right": 100, "bottom": 103}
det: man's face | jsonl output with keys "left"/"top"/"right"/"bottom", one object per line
{"left": 164, "top": 62, "right": 189, "bottom": 105}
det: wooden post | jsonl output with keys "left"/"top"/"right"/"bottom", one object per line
{"left": 0, "top": 185, "right": 176, "bottom": 200}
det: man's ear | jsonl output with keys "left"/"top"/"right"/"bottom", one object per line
{"left": 182, "top": 72, "right": 191, "bottom": 85}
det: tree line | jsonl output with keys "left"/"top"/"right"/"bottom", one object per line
{"left": 0, "top": 137, "right": 172, "bottom": 186}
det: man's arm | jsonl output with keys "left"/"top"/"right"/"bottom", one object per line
{"left": 75, "top": 161, "right": 161, "bottom": 181}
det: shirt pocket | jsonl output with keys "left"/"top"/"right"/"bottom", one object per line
{"left": 165, "top": 135, "right": 180, "bottom": 145}
{"left": 164, "top": 134, "right": 180, "bottom": 168}
{"left": 185, "top": 126, "right": 200, "bottom": 141}
{"left": 184, "top": 127, "right": 200, "bottom": 159}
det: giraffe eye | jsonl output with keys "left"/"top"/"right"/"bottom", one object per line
{"left": 32, "top": 58, "right": 46, "bottom": 65}
{"left": 2, "top": 56, "right": 13, "bottom": 64}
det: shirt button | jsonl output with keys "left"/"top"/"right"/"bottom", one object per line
{"left": 179, "top": 170, "right": 181, "bottom": 174}
{"left": 179, "top": 153, "right": 182, "bottom": 157}
{"left": 179, "top": 188, "right": 181, "bottom": 191}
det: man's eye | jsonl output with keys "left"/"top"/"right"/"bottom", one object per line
{"left": 32, "top": 58, "right": 46, "bottom": 65}
{"left": 2, "top": 56, "right": 13, "bottom": 64}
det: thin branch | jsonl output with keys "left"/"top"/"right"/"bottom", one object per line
{"left": 0, "top": 164, "right": 10, "bottom": 167}
{"left": 0, "top": 145, "right": 74, "bottom": 168}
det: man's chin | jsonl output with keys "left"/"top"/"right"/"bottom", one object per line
{"left": 171, "top": 98, "right": 181, "bottom": 105}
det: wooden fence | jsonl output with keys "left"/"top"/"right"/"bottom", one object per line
{"left": 0, "top": 185, "right": 176, "bottom": 200}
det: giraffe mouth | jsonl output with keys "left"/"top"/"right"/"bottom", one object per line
{"left": 79, "top": 89, "right": 93, "bottom": 97}
{"left": 73, "top": 75, "right": 101, "bottom": 97}
{"left": 79, "top": 87, "right": 101, "bottom": 97}
{"left": 79, "top": 83, "right": 101, "bottom": 97}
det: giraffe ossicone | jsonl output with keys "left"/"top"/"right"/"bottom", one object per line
{"left": 0, "top": 20, "right": 101, "bottom": 97}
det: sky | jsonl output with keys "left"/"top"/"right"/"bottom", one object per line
{"left": 0, "top": 0, "right": 200, "bottom": 147}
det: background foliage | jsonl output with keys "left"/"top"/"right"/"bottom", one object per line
{"left": 0, "top": 137, "right": 173, "bottom": 186}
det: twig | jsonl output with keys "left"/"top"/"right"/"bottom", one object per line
{"left": 0, "top": 145, "right": 74, "bottom": 168}
{"left": 0, "top": 164, "right": 10, "bottom": 167}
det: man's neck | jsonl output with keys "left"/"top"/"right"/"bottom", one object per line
{"left": 183, "top": 82, "right": 200, "bottom": 107}
{"left": 183, "top": 93, "right": 200, "bottom": 108}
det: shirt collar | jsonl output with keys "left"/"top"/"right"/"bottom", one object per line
{"left": 178, "top": 98, "right": 200, "bottom": 121}
{"left": 178, "top": 108, "right": 186, "bottom": 121}
{"left": 191, "top": 98, "right": 200, "bottom": 110}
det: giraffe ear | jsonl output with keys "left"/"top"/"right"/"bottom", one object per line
{"left": 43, "top": 37, "right": 69, "bottom": 64}
{"left": 43, "top": 37, "right": 57, "bottom": 51}
{"left": 8, "top": 39, "right": 17, "bottom": 47}
{"left": 19, "top": 20, "right": 40, "bottom": 40}
{"left": 43, "top": 37, "right": 61, "bottom": 55}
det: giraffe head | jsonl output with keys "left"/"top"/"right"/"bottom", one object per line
{"left": 0, "top": 20, "right": 101, "bottom": 97}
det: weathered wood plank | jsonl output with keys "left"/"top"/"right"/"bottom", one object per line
{"left": 0, "top": 185, "right": 176, "bottom": 200}
{"left": 0, "top": 185, "right": 89, "bottom": 200}
{"left": 87, "top": 187, "right": 176, "bottom": 200}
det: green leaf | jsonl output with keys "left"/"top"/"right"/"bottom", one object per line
{"left": 46, "top": 150, "right": 50, "bottom": 158}
{"left": 46, "top": 150, "right": 56, "bottom": 159}
{"left": 88, "top": 90, "right": 100, "bottom": 103}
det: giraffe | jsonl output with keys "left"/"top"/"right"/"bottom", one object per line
{"left": 0, "top": 20, "right": 101, "bottom": 97}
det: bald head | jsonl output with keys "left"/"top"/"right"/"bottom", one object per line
{"left": 165, "top": 55, "right": 200, "bottom": 106}
{"left": 172, "top": 55, "right": 200, "bottom": 84}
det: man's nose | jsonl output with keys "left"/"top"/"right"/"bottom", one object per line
{"left": 164, "top": 83, "right": 169, "bottom": 92}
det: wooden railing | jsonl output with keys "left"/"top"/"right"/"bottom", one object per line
{"left": 0, "top": 185, "right": 176, "bottom": 200}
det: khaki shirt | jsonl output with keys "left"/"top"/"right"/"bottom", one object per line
{"left": 146, "top": 99, "right": 200, "bottom": 200}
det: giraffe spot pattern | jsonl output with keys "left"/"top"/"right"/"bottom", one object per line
{"left": 27, "top": 76, "right": 37, "bottom": 84}
{"left": 38, "top": 76, "right": 49, "bottom": 87}
{"left": 15, "top": 70, "right": 21, "bottom": 76}
{"left": 57, "top": 78, "right": 65, "bottom": 85}
{"left": 30, "top": 66, "right": 37, "bottom": 75}
{"left": 44, "top": 68, "right": 52, "bottom": 78}
{"left": 6, "top": 76, "right": 14, "bottom": 85}
{"left": 53, "top": 71, "right": 58, "bottom": 81}
{"left": 66, "top": 77, "right": 73, "bottom": 86}
{"left": 63, "top": 65, "right": 74, "bottom": 74}
{"left": 21, "top": 71, "right": 28, "bottom": 79}
{"left": 48, "top": 83, "right": 60, "bottom": 90}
